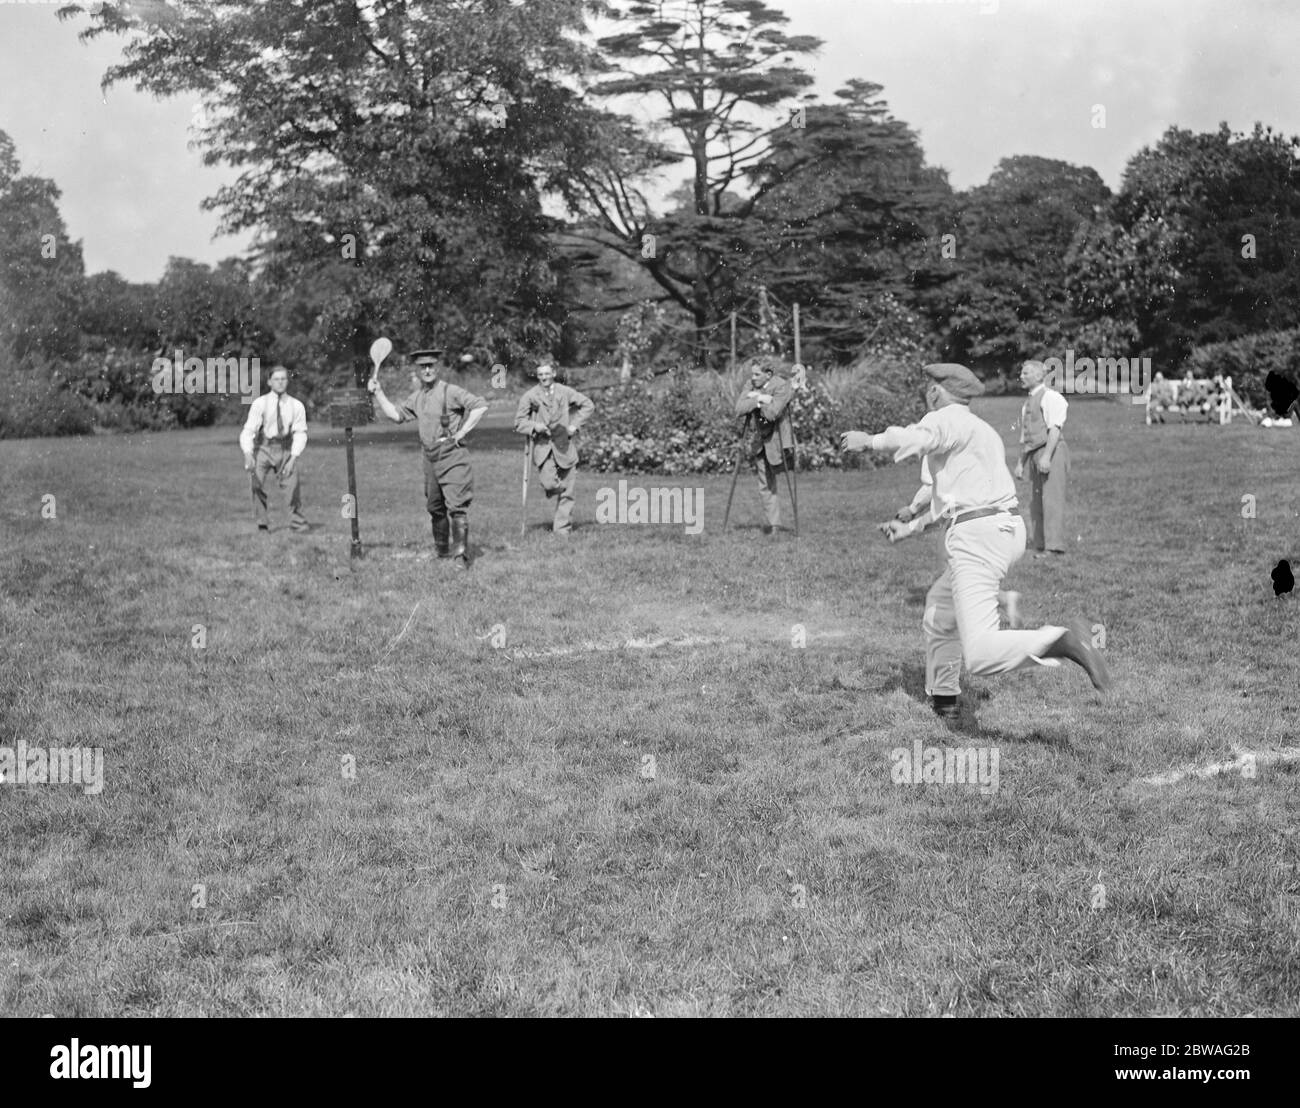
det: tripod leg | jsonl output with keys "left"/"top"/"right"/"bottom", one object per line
{"left": 722, "top": 413, "right": 753, "bottom": 532}
{"left": 783, "top": 448, "right": 798, "bottom": 537}
{"left": 520, "top": 436, "right": 531, "bottom": 537}
{"left": 722, "top": 447, "right": 746, "bottom": 531}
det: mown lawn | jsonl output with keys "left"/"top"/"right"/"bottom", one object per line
{"left": 1, "top": 394, "right": 1297, "bottom": 1016}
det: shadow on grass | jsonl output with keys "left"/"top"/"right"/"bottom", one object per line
{"left": 869, "top": 659, "right": 1076, "bottom": 747}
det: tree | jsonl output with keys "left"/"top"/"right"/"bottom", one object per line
{"left": 572, "top": 0, "right": 822, "bottom": 362}
{"left": 921, "top": 155, "right": 1111, "bottom": 370}
{"left": 1104, "top": 123, "right": 1300, "bottom": 363}
{"left": 0, "top": 131, "right": 87, "bottom": 368}
{"left": 61, "top": 0, "right": 612, "bottom": 367}
{"left": 738, "top": 80, "right": 953, "bottom": 364}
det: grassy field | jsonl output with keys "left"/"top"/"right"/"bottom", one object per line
{"left": 1, "top": 394, "right": 1298, "bottom": 1017}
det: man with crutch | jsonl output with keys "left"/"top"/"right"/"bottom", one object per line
{"left": 730, "top": 356, "right": 796, "bottom": 535}
{"left": 514, "top": 362, "right": 594, "bottom": 535}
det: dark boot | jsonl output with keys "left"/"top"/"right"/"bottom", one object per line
{"left": 431, "top": 515, "right": 451, "bottom": 558}
{"left": 1042, "top": 618, "right": 1112, "bottom": 691}
{"left": 931, "top": 694, "right": 960, "bottom": 725}
{"left": 450, "top": 517, "right": 469, "bottom": 569}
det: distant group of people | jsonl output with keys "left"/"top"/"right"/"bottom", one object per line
{"left": 240, "top": 349, "right": 1108, "bottom": 721}
{"left": 241, "top": 349, "right": 596, "bottom": 567}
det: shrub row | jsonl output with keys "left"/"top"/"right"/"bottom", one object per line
{"left": 581, "top": 357, "right": 927, "bottom": 475}
{"left": 1183, "top": 329, "right": 1300, "bottom": 409}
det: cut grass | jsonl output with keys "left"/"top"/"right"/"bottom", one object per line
{"left": 0, "top": 397, "right": 1297, "bottom": 1016}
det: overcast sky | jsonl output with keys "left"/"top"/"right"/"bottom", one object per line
{"left": 1, "top": 0, "right": 1296, "bottom": 282}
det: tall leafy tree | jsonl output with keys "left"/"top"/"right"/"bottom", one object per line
{"left": 922, "top": 155, "right": 1110, "bottom": 369}
{"left": 739, "top": 80, "right": 953, "bottom": 364}
{"left": 1100, "top": 122, "right": 1300, "bottom": 362}
{"left": 571, "top": 0, "right": 821, "bottom": 362}
{"left": 61, "top": 0, "right": 614, "bottom": 368}
{"left": 0, "top": 131, "right": 87, "bottom": 368}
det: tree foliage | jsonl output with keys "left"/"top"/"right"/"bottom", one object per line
{"left": 62, "top": 0, "right": 615, "bottom": 366}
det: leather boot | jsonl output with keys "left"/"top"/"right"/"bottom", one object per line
{"left": 931, "top": 694, "right": 959, "bottom": 727}
{"left": 431, "top": 515, "right": 451, "bottom": 558}
{"left": 450, "top": 517, "right": 469, "bottom": 568}
{"left": 1042, "top": 618, "right": 1112, "bottom": 691}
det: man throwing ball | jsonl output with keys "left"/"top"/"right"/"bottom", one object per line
{"left": 842, "top": 362, "right": 1110, "bottom": 723}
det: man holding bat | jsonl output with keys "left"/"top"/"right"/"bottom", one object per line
{"left": 369, "top": 347, "right": 487, "bottom": 568}
{"left": 844, "top": 362, "right": 1110, "bottom": 725}
{"left": 514, "top": 363, "right": 594, "bottom": 535}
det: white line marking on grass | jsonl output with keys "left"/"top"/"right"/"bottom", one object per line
{"left": 502, "top": 628, "right": 858, "bottom": 660}
{"left": 1131, "top": 746, "right": 1300, "bottom": 789}
{"left": 507, "top": 634, "right": 729, "bottom": 659}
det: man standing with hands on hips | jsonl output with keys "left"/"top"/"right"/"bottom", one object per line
{"left": 1016, "top": 359, "right": 1070, "bottom": 557}
{"left": 843, "top": 362, "right": 1110, "bottom": 724}
{"left": 515, "top": 363, "right": 594, "bottom": 535}
{"left": 369, "top": 347, "right": 487, "bottom": 568}
{"left": 240, "top": 364, "right": 310, "bottom": 534}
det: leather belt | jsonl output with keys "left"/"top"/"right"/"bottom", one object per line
{"left": 949, "top": 506, "right": 1019, "bottom": 529}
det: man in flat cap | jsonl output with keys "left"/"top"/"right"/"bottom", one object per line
{"left": 1015, "top": 359, "right": 1070, "bottom": 557}
{"left": 735, "top": 355, "right": 795, "bottom": 534}
{"left": 369, "top": 347, "right": 487, "bottom": 568}
{"left": 844, "top": 362, "right": 1110, "bottom": 724}
{"left": 514, "top": 363, "right": 595, "bottom": 535}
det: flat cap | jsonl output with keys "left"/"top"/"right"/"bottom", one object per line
{"left": 409, "top": 348, "right": 445, "bottom": 361}
{"left": 924, "top": 362, "right": 984, "bottom": 399}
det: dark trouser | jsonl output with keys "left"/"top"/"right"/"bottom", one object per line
{"left": 1027, "top": 439, "right": 1070, "bottom": 553}
{"left": 251, "top": 441, "right": 308, "bottom": 530}
{"left": 423, "top": 443, "right": 473, "bottom": 558}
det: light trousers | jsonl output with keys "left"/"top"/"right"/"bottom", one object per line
{"left": 923, "top": 514, "right": 1065, "bottom": 696}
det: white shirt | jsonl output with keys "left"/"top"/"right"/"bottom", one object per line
{"left": 1029, "top": 383, "right": 1069, "bottom": 431}
{"left": 872, "top": 404, "right": 1018, "bottom": 522}
{"left": 240, "top": 391, "right": 308, "bottom": 458}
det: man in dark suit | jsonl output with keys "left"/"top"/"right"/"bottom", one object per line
{"left": 735, "top": 357, "right": 794, "bottom": 534}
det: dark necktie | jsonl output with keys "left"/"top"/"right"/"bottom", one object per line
{"left": 276, "top": 396, "right": 284, "bottom": 439}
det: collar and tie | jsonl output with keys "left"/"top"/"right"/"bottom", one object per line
{"left": 275, "top": 395, "right": 284, "bottom": 439}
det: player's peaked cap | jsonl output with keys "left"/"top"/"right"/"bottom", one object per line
{"left": 924, "top": 362, "right": 985, "bottom": 399}
{"left": 410, "top": 348, "right": 445, "bottom": 361}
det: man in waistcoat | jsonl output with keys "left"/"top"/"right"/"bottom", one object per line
{"left": 1015, "top": 360, "right": 1070, "bottom": 557}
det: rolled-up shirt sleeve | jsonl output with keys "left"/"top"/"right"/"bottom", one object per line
{"left": 289, "top": 399, "right": 308, "bottom": 458}
{"left": 239, "top": 397, "right": 261, "bottom": 455}
{"left": 396, "top": 390, "right": 420, "bottom": 422}
{"left": 1042, "top": 390, "right": 1068, "bottom": 429}
{"left": 449, "top": 384, "right": 488, "bottom": 414}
